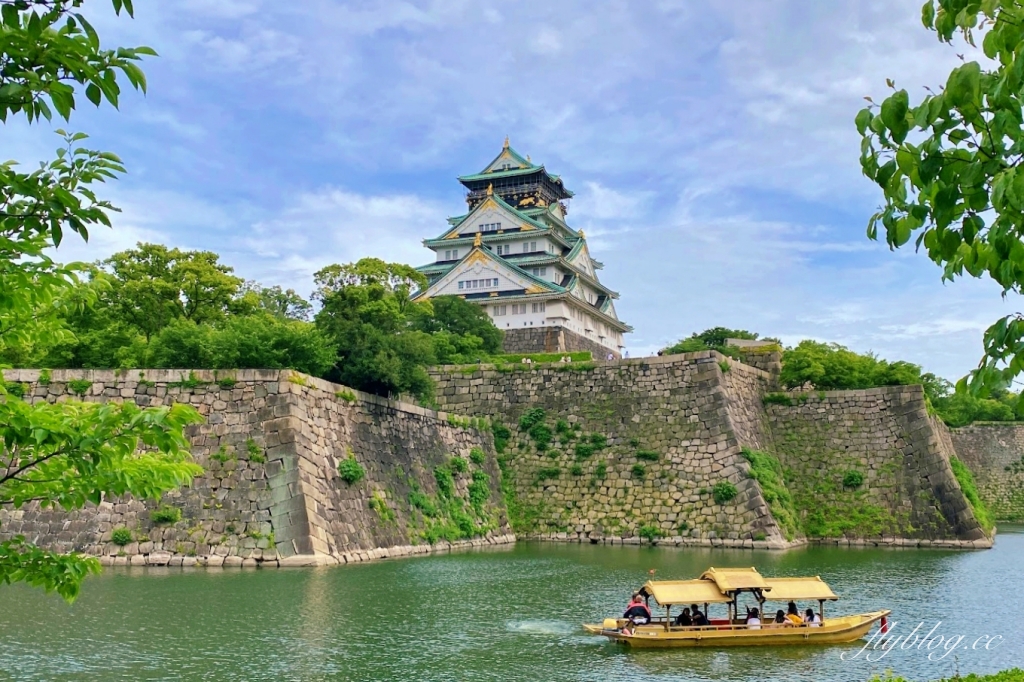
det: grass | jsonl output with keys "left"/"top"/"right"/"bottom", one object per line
{"left": 950, "top": 455, "right": 993, "bottom": 532}
{"left": 150, "top": 506, "right": 182, "bottom": 525}
{"left": 631, "top": 463, "right": 646, "bottom": 479}
{"left": 492, "top": 351, "right": 592, "bottom": 364}
{"left": 338, "top": 455, "right": 365, "bottom": 484}
{"left": 712, "top": 480, "right": 738, "bottom": 504}
{"left": 216, "top": 377, "right": 237, "bottom": 389}
{"left": 742, "top": 447, "right": 799, "bottom": 541}
{"left": 334, "top": 389, "right": 357, "bottom": 402}
{"left": 246, "top": 439, "right": 266, "bottom": 464}
{"left": 169, "top": 371, "right": 209, "bottom": 390}
{"left": 111, "top": 527, "right": 132, "bottom": 546}
{"left": 762, "top": 392, "right": 793, "bottom": 406}
{"left": 536, "top": 466, "right": 560, "bottom": 482}
{"left": 67, "top": 379, "right": 92, "bottom": 396}
{"left": 636, "top": 450, "right": 659, "bottom": 462}
{"left": 210, "top": 445, "right": 234, "bottom": 464}
{"left": 369, "top": 491, "right": 396, "bottom": 523}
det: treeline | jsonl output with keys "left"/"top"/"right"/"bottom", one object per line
{"left": 666, "top": 327, "right": 1023, "bottom": 428}
{"left": 2, "top": 244, "right": 502, "bottom": 401}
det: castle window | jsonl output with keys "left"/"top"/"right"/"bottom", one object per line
{"left": 496, "top": 245, "right": 506, "bottom": 255}
{"left": 458, "top": 281, "right": 464, "bottom": 290}
{"left": 531, "top": 302, "right": 546, "bottom": 313}
{"left": 531, "top": 266, "right": 547, "bottom": 277}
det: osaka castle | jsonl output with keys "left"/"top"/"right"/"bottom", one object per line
{"left": 414, "top": 139, "right": 631, "bottom": 358}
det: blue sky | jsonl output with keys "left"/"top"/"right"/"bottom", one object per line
{"left": 17, "top": 0, "right": 1017, "bottom": 380}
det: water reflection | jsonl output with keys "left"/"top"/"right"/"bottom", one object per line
{"left": 0, "top": 537, "right": 1019, "bottom": 681}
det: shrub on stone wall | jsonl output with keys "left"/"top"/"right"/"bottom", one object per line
{"left": 742, "top": 448, "right": 799, "bottom": 541}
{"left": 111, "top": 527, "right": 132, "bottom": 546}
{"left": 529, "top": 423, "right": 553, "bottom": 451}
{"left": 536, "top": 466, "right": 560, "bottom": 482}
{"left": 338, "top": 456, "right": 366, "bottom": 484}
{"left": 594, "top": 461, "right": 608, "bottom": 479}
{"left": 842, "top": 470, "right": 865, "bottom": 488}
{"left": 449, "top": 456, "right": 468, "bottom": 474}
{"left": 712, "top": 481, "right": 738, "bottom": 504}
{"left": 468, "top": 471, "right": 490, "bottom": 514}
{"left": 469, "top": 447, "right": 485, "bottom": 465}
{"left": 631, "top": 463, "right": 646, "bottom": 479}
{"left": 638, "top": 524, "right": 664, "bottom": 543}
{"left": 150, "top": 506, "right": 182, "bottom": 525}
{"left": 575, "top": 443, "right": 596, "bottom": 459}
{"left": 763, "top": 392, "right": 794, "bottom": 406}
{"left": 636, "top": 450, "right": 659, "bottom": 461}
{"left": 492, "top": 423, "right": 511, "bottom": 453}
{"left": 570, "top": 464, "right": 584, "bottom": 476}
{"left": 518, "top": 408, "right": 546, "bottom": 431}
{"left": 434, "top": 465, "right": 455, "bottom": 497}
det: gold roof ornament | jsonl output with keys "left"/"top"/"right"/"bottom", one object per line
{"left": 578, "top": 229, "right": 586, "bottom": 239}
{"left": 486, "top": 183, "right": 493, "bottom": 196}
{"left": 526, "top": 154, "right": 531, "bottom": 162}
{"left": 473, "top": 232, "right": 482, "bottom": 247}
{"left": 503, "top": 135, "right": 510, "bottom": 149}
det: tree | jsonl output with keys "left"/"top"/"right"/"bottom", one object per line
{"left": 662, "top": 327, "right": 763, "bottom": 358}
{"left": 235, "top": 282, "right": 313, "bottom": 321}
{"left": 779, "top": 340, "right": 926, "bottom": 390}
{"left": 100, "top": 243, "right": 242, "bottom": 339}
{"left": 410, "top": 295, "right": 504, "bottom": 355}
{"left": 0, "top": 0, "right": 203, "bottom": 602}
{"left": 857, "top": 0, "right": 1024, "bottom": 401}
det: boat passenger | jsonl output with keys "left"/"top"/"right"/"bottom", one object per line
{"left": 805, "top": 608, "right": 821, "bottom": 627}
{"left": 690, "top": 604, "right": 710, "bottom": 627}
{"left": 771, "top": 609, "right": 786, "bottom": 627}
{"left": 745, "top": 607, "right": 761, "bottom": 630}
{"left": 623, "top": 594, "right": 651, "bottom": 624}
{"left": 674, "top": 607, "right": 693, "bottom": 627}
{"left": 785, "top": 601, "right": 804, "bottom": 625}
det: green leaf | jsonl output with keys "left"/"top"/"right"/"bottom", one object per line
{"left": 880, "top": 89, "right": 910, "bottom": 130}
{"left": 85, "top": 83, "right": 102, "bottom": 107}
{"left": 855, "top": 109, "right": 873, "bottom": 136}
{"left": 946, "top": 61, "right": 981, "bottom": 109}
{"left": 921, "top": 0, "right": 935, "bottom": 28}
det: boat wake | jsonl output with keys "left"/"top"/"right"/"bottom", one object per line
{"left": 506, "top": 620, "right": 575, "bottom": 636}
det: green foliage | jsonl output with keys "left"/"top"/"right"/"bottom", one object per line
{"left": 110, "top": 528, "right": 132, "bottom": 546}
{"left": 518, "top": 408, "right": 546, "bottom": 431}
{"left": 638, "top": 524, "right": 664, "bottom": 542}
{"left": 763, "top": 392, "right": 794, "bottom": 406}
{"left": 857, "top": 2, "right": 1024, "bottom": 399}
{"left": 842, "top": 470, "right": 865, "bottom": 488}
{"left": 781, "top": 341, "right": 926, "bottom": 391}
{"left": 663, "top": 327, "right": 761, "bottom": 359}
{"left": 528, "top": 423, "right": 552, "bottom": 451}
{"left": 216, "top": 377, "right": 237, "bottom": 389}
{"left": 950, "top": 455, "right": 993, "bottom": 532}
{"left": 150, "top": 505, "right": 182, "bottom": 525}
{"left": 209, "top": 445, "right": 233, "bottom": 464}
{"left": 718, "top": 360, "right": 731, "bottom": 373}
{"left": 409, "top": 488, "right": 438, "bottom": 517}
{"left": 434, "top": 465, "right": 455, "bottom": 498}
{"left": 712, "top": 481, "right": 738, "bottom": 505}
{"left": 245, "top": 439, "right": 265, "bottom": 464}
{"left": 628, "top": 437, "right": 640, "bottom": 447}
{"left": 588, "top": 433, "right": 607, "bottom": 448}
{"left": 469, "top": 447, "right": 485, "bottom": 465}
{"left": 38, "top": 369, "right": 51, "bottom": 385}
{"left": 742, "top": 448, "right": 799, "bottom": 541}
{"left": 869, "top": 669, "right": 1024, "bottom": 682}
{"left": 570, "top": 463, "right": 584, "bottom": 476}
{"left": 594, "top": 461, "right": 608, "bottom": 479}
{"left": 3, "top": 381, "right": 26, "bottom": 398}
{"left": 67, "top": 379, "right": 92, "bottom": 396}
{"left": 635, "top": 450, "right": 659, "bottom": 462}
{"left": 491, "top": 422, "right": 511, "bottom": 454}
{"left": 467, "top": 470, "right": 490, "bottom": 514}
{"left": 338, "top": 456, "right": 365, "bottom": 485}
{"left": 631, "top": 463, "right": 646, "bottom": 479}
{"left": 369, "top": 491, "right": 395, "bottom": 523}
{"left": 449, "top": 456, "right": 468, "bottom": 474}
{"left": 169, "top": 371, "right": 209, "bottom": 390}
{"left": 334, "top": 389, "right": 357, "bottom": 402}
{"left": 536, "top": 466, "right": 560, "bottom": 482}
{"left": 555, "top": 419, "right": 570, "bottom": 434}
{"left": 575, "top": 443, "right": 595, "bottom": 459}
{"left": 492, "top": 351, "right": 592, "bottom": 364}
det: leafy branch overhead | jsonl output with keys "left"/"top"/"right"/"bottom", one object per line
{"left": 857, "top": 0, "right": 1024, "bottom": 398}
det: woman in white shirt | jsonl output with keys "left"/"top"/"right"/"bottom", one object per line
{"left": 804, "top": 608, "right": 821, "bottom": 627}
{"left": 745, "top": 607, "right": 762, "bottom": 630}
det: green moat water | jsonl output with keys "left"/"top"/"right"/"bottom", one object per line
{"left": 1, "top": 530, "right": 1022, "bottom": 681}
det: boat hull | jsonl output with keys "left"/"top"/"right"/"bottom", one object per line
{"left": 583, "top": 610, "right": 890, "bottom": 648}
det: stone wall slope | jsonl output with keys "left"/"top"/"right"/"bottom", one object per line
{"left": 949, "top": 422, "right": 1024, "bottom": 522}
{"left": 0, "top": 369, "right": 512, "bottom": 568}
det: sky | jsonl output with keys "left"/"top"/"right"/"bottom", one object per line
{"left": 14, "top": 0, "right": 1018, "bottom": 380}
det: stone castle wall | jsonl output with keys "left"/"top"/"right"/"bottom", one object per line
{"left": 765, "top": 388, "right": 988, "bottom": 546}
{"left": 0, "top": 369, "right": 512, "bottom": 568}
{"left": 501, "top": 327, "right": 621, "bottom": 359}
{"left": 949, "top": 422, "right": 1024, "bottom": 522}
{"left": 429, "top": 354, "right": 991, "bottom": 548}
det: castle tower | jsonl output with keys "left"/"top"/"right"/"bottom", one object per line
{"left": 413, "top": 140, "right": 631, "bottom": 358}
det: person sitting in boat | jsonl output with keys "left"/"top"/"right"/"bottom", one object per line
{"left": 770, "top": 609, "right": 787, "bottom": 627}
{"left": 690, "top": 604, "right": 710, "bottom": 627}
{"left": 745, "top": 607, "right": 762, "bottom": 630}
{"left": 623, "top": 594, "right": 651, "bottom": 624}
{"left": 785, "top": 601, "right": 804, "bottom": 625}
{"left": 674, "top": 607, "right": 692, "bottom": 627}
{"left": 804, "top": 608, "right": 821, "bottom": 627}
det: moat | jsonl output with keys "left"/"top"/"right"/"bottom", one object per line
{"left": 1, "top": 530, "right": 1021, "bottom": 682}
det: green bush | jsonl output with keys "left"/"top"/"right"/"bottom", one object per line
{"left": 150, "top": 506, "right": 182, "bottom": 525}
{"left": 369, "top": 491, "right": 395, "bottom": 522}
{"left": 536, "top": 466, "right": 560, "bottom": 482}
{"left": 628, "top": 437, "right": 640, "bottom": 447}
{"left": 528, "top": 423, "right": 553, "bottom": 450}
{"left": 555, "top": 419, "right": 570, "bottom": 434}
{"left": 719, "top": 360, "right": 730, "bottom": 373}
{"left": 334, "top": 389, "right": 357, "bottom": 402}
{"left": 594, "top": 461, "right": 608, "bottom": 479}
{"left": 338, "top": 456, "right": 365, "bottom": 484}
{"left": 492, "top": 423, "right": 511, "bottom": 453}
{"left": 636, "top": 450, "right": 659, "bottom": 461}
{"left": 742, "top": 448, "right": 799, "bottom": 541}
{"left": 518, "top": 408, "right": 546, "bottom": 431}
{"left": 246, "top": 438, "right": 265, "bottom": 464}
{"left": 843, "top": 470, "right": 865, "bottom": 488}
{"left": 67, "top": 379, "right": 92, "bottom": 396}
{"left": 631, "top": 463, "right": 646, "bottom": 479}
{"left": 713, "top": 481, "right": 738, "bottom": 504}
{"left": 467, "top": 470, "right": 490, "bottom": 513}
{"left": 449, "top": 456, "right": 468, "bottom": 474}
{"left": 638, "top": 524, "right": 663, "bottom": 542}
{"left": 409, "top": 489, "right": 438, "bottom": 517}
{"left": 434, "top": 465, "right": 455, "bottom": 498}
{"left": 781, "top": 340, "right": 924, "bottom": 392}
{"left": 469, "top": 447, "right": 485, "bottom": 465}
{"left": 216, "top": 377, "right": 237, "bottom": 389}
{"left": 589, "top": 433, "right": 607, "bottom": 449}
{"left": 763, "top": 392, "right": 793, "bottom": 406}
{"left": 575, "top": 443, "right": 595, "bottom": 459}
{"left": 950, "top": 456, "right": 993, "bottom": 532}
{"left": 870, "top": 669, "right": 1024, "bottom": 682}
{"left": 111, "top": 527, "right": 132, "bottom": 546}
{"left": 570, "top": 463, "right": 584, "bottom": 476}
{"left": 492, "top": 351, "right": 591, "bottom": 364}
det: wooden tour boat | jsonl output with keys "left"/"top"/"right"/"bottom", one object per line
{"left": 583, "top": 567, "right": 890, "bottom": 648}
